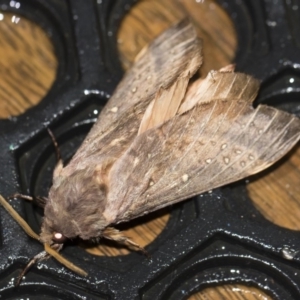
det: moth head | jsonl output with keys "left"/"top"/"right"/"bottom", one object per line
{"left": 39, "top": 217, "right": 69, "bottom": 247}
{"left": 0, "top": 195, "right": 87, "bottom": 284}
{"left": 41, "top": 169, "right": 109, "bottom": 243}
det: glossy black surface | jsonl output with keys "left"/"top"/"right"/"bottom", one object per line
{"left": 0, "top": 0, "right": 300, "bottom": 299}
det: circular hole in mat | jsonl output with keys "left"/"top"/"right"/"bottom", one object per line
{"left": 117, "top": 0, "right": 237, "bottom": 76}
{"left": 247, "top": 88, "right": 300, "bottom": 231}
{"left": 188, "top": 284, "right": 272, "bottom": 300}
{"left": 247, "top": 138, "right": 300, "bottom": 231}
{"left": 0, "top": 12, "right": 57, "bottom": 119}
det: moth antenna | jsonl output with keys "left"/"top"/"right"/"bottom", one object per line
{"left": 0, "top": 195, "right": 39, "bottom": 240}
{"left": 0, "top": 195, "right": 87, "bottom": 279}
{"left": 44, "top": 244, "right": 88, "bottom": 277}
{"left": 47, "top": 128, "right": 61, "bottom": 163}
{"left": 16, "top": 251, "right": 49, "bottom": 286}
{"left": 102, "top": 227, "right": 150, "bottom": 257}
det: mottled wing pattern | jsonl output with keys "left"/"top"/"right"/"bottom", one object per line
{"left": 62, "top": 76, "right": 193, "bottom": 176}
{"left": 179, "top": 68, "right": 259, "bottom": 113}
{"left": 69, "top": 20, "right": 202, "bottom": 165}
{"left": 104, "top": 74, "right": 300, "bottom": 223}
{"left": 139, "top": 75, "right": 190, "bottom": 134}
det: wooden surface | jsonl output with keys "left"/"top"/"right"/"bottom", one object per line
{"left": 1, "top": 0, "right": 300, "bottom": 299}
{"left": 0, "top": 12, "right": 57, "bottom": 118}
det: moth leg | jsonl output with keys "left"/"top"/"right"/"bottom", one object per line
{"left": 47, "top": 128, "right": 61, "bottom": 162}
{"left": 34, "top": 196, "right": 48, "bottom": 208}
{"left": 47, "top": 128, "right": 64, "bottom": 177}
{"left": 8, "top": 193, "right": 33, "bottom": 201}
{"left": 102, "top": 227, "right": 150, "bottom": 257}
{"left": 16, "top": 250, "right": 49, "bottom": 286}
{"left": 8, "top": 193, "right": 48, "bottom": 208}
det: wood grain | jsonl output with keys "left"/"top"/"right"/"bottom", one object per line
{"left": 0, "top": 12, "right": 57, "bottom": 118}
{"left": 1, "top": 1, "right": 299, "bottom": 299}
{"left": 188, "top": 284, "right": 271, "bottom": 300}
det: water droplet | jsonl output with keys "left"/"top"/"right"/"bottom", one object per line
{"left": 11, "top": 15, "right": 20, "bottom": 23}
{"left": 282, "top": 246, "right": 298, "bottom": 260}
{"left": 10, "top": 1, "right": 21, "bottom": 9}
{"left": 249, "top": 155, "right": 254, "bottom": 160}
{"left": 221, "top": 143, "right": 227, "bottom": 149}
{"left": 266, "top": 20, "right": 277, "bottom": 27}
{"left": 132, "top": 87, "right": 137, "bottom": 93}
{"left": 235, "top": 149, "right": 242, "bottom": 154}
{"left": 240, "top": 161, "right": 246, "bottom": 167}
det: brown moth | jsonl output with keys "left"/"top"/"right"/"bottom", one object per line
{"left": 2, "top": 19, "right": 300, "bottom": 282}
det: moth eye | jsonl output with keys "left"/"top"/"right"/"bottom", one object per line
{"left": 52, "top": 232, "right": 67, "bottom": 243}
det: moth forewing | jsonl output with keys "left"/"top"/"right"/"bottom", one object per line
{"left": 104, "top": 69, "right": 300, "bottom": 223}
{"left": 178, "top": 69, "right": 260, "bottom": 114}
{"left": 72, "top": 19, "right": 203, "bottom": 163}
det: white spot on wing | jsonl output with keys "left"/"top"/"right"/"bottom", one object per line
{"left": 134, "top": 157, "right": 139, "bottom": 166}
{"left": 224, "top": 157, "right": 230, "bottom": 164}
{"left": 182, "top": 174, "right": 189, "bottom": 182}
{"left": 111, "top": 106, "right": 118, "bottom": 113}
